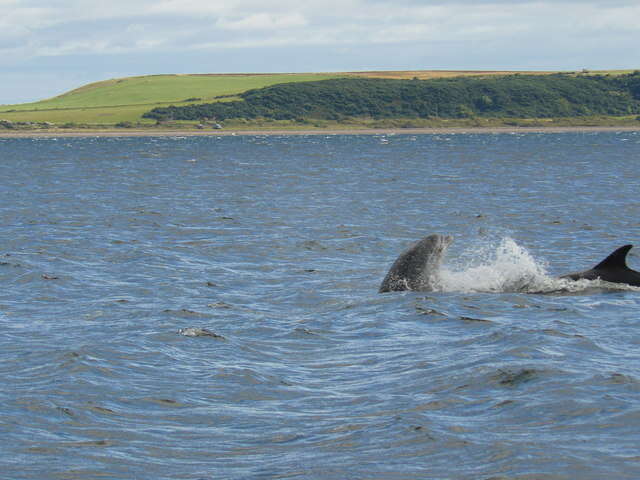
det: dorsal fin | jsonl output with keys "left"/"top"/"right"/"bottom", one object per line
{"left": 594, "top": 245, "right": 633, "bottom": 270}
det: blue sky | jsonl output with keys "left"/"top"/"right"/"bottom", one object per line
{"left": 1, "top": 0, "right": 639, "bottom": 104}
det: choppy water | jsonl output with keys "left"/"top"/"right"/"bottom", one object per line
{"left": 1, "top": 132, "right": 640, "bottom": 479}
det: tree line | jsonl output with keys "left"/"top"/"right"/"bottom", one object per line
{"left": 143, "top": 72, "right": 640, "bottom": 122}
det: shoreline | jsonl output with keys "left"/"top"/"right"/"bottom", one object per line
{"left": 1, "top": 126, "right": 640, "bottom": 138}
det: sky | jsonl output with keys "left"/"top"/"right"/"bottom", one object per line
{"left": 1, "top": 0, "right": 639, "bottom": 104}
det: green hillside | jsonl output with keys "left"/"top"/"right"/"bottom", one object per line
{"left": 1, "top": 70, "right": 638, "bottom": 129}
{"left": 144, "top": 73, "right": 640, "bottom": 122}
{"left": 0, "top": 73, "right": 342, "bottom": 125}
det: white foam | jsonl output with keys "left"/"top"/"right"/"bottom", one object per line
{"left": 434, "top": 237, "right": 640, "bottom": 294}
{"left": 435, "top": 237, "right": 557, "bottom": 293}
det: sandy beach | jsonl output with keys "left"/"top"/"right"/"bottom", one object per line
{"left": 1, "top": 126, "right": 640, "bottom": 138}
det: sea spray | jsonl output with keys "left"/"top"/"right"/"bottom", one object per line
{"left": 438, "top": 237, "right": 552, "bottom": 293}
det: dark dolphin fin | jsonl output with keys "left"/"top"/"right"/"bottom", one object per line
{"left": 561, "top": 244, "right": 640, "bottom": 285}
{"left": 593, "top": 245, "right": 633, "bottom": 270}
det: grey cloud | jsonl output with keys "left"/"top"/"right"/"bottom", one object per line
{"left": 1, "top": 0, "right": 638, "bottom": 103}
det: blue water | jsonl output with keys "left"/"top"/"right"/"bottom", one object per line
{"left": 1, "top": 132, "right": 640, "bottom": 479}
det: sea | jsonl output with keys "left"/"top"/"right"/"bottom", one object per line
{"left": 1, "top": 132, "right": 640, "bottom": 480}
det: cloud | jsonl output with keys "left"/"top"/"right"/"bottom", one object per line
{"left": 2, "top": 0, "right": 639, "bottom": 58}
{"left": 1, "top": 0, "right": 639, "bottom": 103}
{"left": 216, "top": 12, "right": 308, "bottom": 31}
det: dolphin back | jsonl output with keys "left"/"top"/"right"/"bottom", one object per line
{"left": 560, "top": 244, "right": 640, "bottom": 286}
{"left": 379, "top": 234, "right": 453, "bottom": 292}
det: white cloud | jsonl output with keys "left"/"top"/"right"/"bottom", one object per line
{"left": 1, "top": 0, "right": 639, "bottom": 103}
{"left": 1, "top": 0, "right": 638, "bottom": 58}
{"left": 149, "top": 0, "right": 225, "bottom": 16}
{"left": 217, "top": 12, "right": 308, "bottom": 31}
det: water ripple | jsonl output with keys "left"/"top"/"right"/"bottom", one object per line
{"left": 2, "top": 134, "right": 640, "bottom": 479}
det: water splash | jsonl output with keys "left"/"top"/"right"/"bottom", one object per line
{"left": 436, "top": 237, "right": 545, "bottom": 293}
{"left": 435, "top": 237, "right": 637, "bottom": 294}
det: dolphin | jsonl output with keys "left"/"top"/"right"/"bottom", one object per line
{"left": 379, "top": 234, "right": 453, "bottom": 292}
{"left": 560, "top": 244, "right": 640, "bottom": 286}
{"left": 379, "top": 235, "right": 640, "bottom": 293}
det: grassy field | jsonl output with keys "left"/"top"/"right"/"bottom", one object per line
{"left": 3, "top": 73, "right": 342, "bottom": 110}
{"left": 0, "top": 70, "right": 637, "bottom": 128}
{"left": 0, "top": 73, "right": 341, "bottom": 125}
